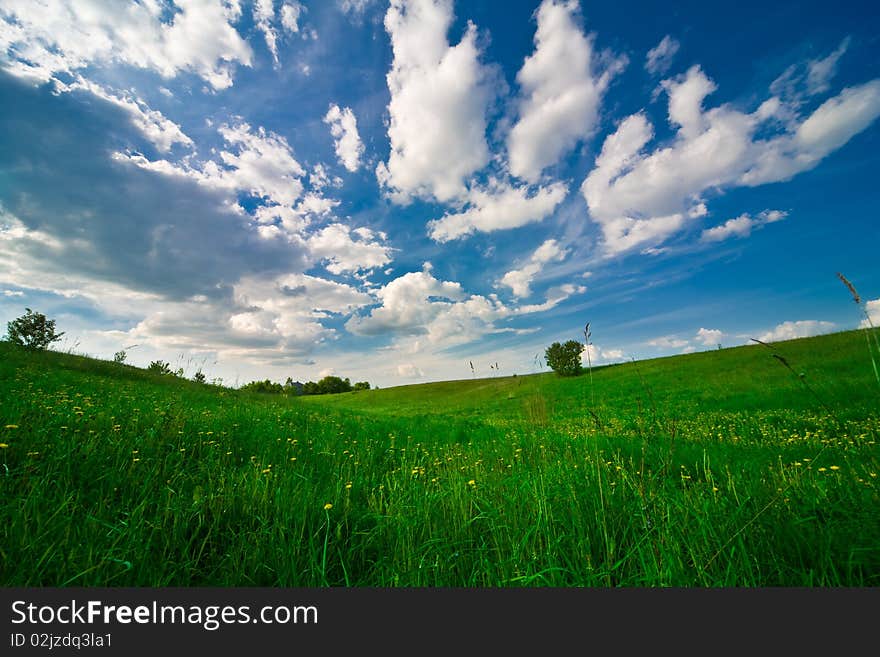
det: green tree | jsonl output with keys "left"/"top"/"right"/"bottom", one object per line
{"left": 545, "top": 340, "right": 584, "bottom": 377}
{"left": 5, "top": 308, "right": 65, "bottom": 350}
{"left": 316, "top": 376, "right": 352, "bottom": 394}
{"left": 353, "top": 381, "right": 370, "bottom": 391}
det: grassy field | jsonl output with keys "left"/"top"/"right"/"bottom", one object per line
{"left": 1, "top": 329, "right": 878, "bottom": 586}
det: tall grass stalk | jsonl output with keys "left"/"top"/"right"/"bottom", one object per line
{"left": 838, "top": 272, "right": 880, "bottom": 387}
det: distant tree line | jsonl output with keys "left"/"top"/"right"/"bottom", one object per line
{"left": 240, "top": 375, "right": 370, "bottom": 396}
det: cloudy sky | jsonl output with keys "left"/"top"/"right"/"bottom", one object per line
{"left": 1, "top": 0, "right": 878, "bottom": 388}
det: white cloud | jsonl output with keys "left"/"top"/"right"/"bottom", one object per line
{"left": 499, "top": 238, "right": 568, "bottom": 298}
{"left": 376, "top": 0, "right": 493, "bottom": 203}
{"left": 254, "top": 0, "right": 280, "bottom": 65}
{"left": 346, "top": 267, "right": 467, "bottom": 337}
{"left": 515, "top": 283, "right": 585, "bottom": 314}
{"left": 56, "top": 77, "right": 192, "bottom": 153}
{"left": 582, "top": 343, "right": 625, "bottom": 365}
{"left": 807, "top": 37, "right": 851, "bottom": 96}
{"left": 0, "top": 0, "right": 253, "bottom": 90}
{"left": 700, "top": 209, "right": 788, "bottom": 242}
{"left": 115, "top": 121, "right": 389, "bottom": 276}
{"left": 396, "top": 363, "right": 424, "bottom": 378}
{"left": 121, "top": 121, "right": 306, "bottom": 207}
{"left": 647, "top": 335, "right": 689, "bottom": 349}
{"left": 695, "top": 327, "right": 724, "bottom": 346}
{"left": 338, "top": 0, "right": 375, "bottom": 17}
{"left": 306, "top": 224, "right": 393, "bottom": 274}
{"left": 346, "top": 265, "right": 580, "bottom": 349}
{"left": 324, "top": 104, "right": 364, "bottom": 172}
{"left": 645, "top": 35, "right": 680, "bottom": 75}
{"left": 860, "top": 299, "right": 880, "bottom": 328}
{"left": 507, "top": 0, "right": 627, "bottom": 182}
{"left": 427, "top": 179, "right": 567, "bottom": 242}
{"left": 581, "top": 65, "right": 880, "bottom": 255}
{"left": 281, "top": 2, "right": 304, "bottom": 34}
{"left": 757, "top": 320, "right": 836, "bottom": 343}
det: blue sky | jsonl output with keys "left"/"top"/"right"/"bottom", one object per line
{"left": 1, "top": 0, "right": 878, "bottom": 388}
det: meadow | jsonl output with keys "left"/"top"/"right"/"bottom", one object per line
{"left": 1, "top": 329, "right": 878, "bottom": 586}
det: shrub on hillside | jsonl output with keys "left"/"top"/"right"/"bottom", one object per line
{"left": 240, "top": 379, "right": 284, "bottom": 394}
{"left": 147, "top": 360, "right": 172, "bottom": 375}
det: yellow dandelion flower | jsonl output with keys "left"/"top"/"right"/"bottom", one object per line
{"left": 829, "top": 465, "right": 840, "bottom": 471}
{"left": 323, "top": 503, "right": 333, "bottom": 511}
{"left": 132, "top": 458, "right": 140, "bottom": 463}
{"left": 261, "top": 468, "right": 271, "bottom": 474}
{"left": 345, "top": 482, "right": 352, "bottom": 489}
{"left": 4, "top": 425, "right": 18, "bottom": 429}
{"left": 290, "top": 457, "right": 297, "bottom": 461}
{"left": 818, "top": 467, "right": 827, "bottom": 472}
{"left": 467, "top": 479, "right": 476, "bottom": 486}
{"left": 0, "top": 443, "right": 8, "bottom": 449}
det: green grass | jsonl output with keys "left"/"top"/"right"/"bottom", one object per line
{"left": 1, "top": 329, "right": 878, "bottom": 586}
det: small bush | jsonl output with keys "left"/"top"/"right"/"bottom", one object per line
{"left": 5, "top": 308, "right": 65, "bottom": 350}
{"left": 113, "top": 350, "right": 127, "bottom": 364}
{"left": 147, "top": 360, "right": 172, "bottom": 376}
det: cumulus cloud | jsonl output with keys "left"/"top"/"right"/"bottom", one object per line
{"left": 346, "top": 267, "right": 468, "bottom": 337}
{"left": 499, "top": 239, "right": 568, "bottom": 298}
{"left": 376, "top": 0, "right": 493, "bottom": 203}
{"left": 582, "top": 343, "right": 625, "bottom": 365}
{"left": 695, "top": 327, "right": 724, "bottom": 346}
{"left": 306, "top": 224, "right": 393, "bottom": 274}
{"left": 507, "top": 0, "right": 627, "bottom": 182}
{"left": 121, "top": 121, "right": 307, "bottom": 207}
{"left": 701, "top": 209, "right": 787, "bottom": 242}
{"left": 346, "top": 265, "right": 582, "bottom": 349}
{"left": 0, "top": 0, "right": 253, "bottom": 90}
{"left": 860, "top": 299, "right": 880, "bottom": 328}
{"left": 757, "top": 320, "right": 836, "bottom": 343}
{"left": 645, "top": 35, "right": 680, "bottom": 75}
{"left": 581, "top": 65, "right": 880, "bottom": 255}
{"left": 324, "top": 104, "right": 364, "bottom": 172}
{"left": 427, "top": 179, "right": 567, "bottom": 242}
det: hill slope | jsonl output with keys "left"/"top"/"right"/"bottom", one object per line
{"left": 1, "top": 329, "right": 878, "bottom": 587}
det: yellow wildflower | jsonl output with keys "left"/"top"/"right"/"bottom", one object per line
{"left": 323, "top": 503, "right": 333, "bottom": 511}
